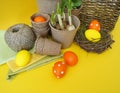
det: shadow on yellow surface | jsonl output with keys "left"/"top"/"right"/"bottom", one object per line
{"left": 0, "top": 0, "right": 120, "bottom": 93}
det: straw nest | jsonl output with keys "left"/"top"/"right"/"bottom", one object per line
{"left": 75, "top": 0, "right": 120, "bottom": 53}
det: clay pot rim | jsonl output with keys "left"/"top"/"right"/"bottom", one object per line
{"left": 49, "top": 15, "right": 80, "bottom": 32}
{"left": 31, "top": 12, "right": 50, "bottom": 24}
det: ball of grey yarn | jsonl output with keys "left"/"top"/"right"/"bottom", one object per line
{"left": 4, "top": 23, "right": 36, "bottom": 52}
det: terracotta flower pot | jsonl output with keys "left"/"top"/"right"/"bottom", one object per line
{"left": 31, "top": 13, "right": 50, "bottom": 37}
{"left": 49, "top": 15, "right": 80, "bottom": 49}
{"left": 37, "top": 0, "right": 59, "bottom": 15}
{"left": 34, "top": 37, "right": 61, "bottom": 55}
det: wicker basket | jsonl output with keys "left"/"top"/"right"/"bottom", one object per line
{"left": 75, "top": 0, "right": 120, "bottom": 53}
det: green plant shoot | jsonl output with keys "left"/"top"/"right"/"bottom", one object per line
{"left": 61, "top": 0, "right": 67, "bottom": 21}
{"left": 67, "top": 0, "right": 75, "bottom": 31}
{"left": 56, "top": 3, "right": 64, "bottom": 30}
{"left": 50, "top": 11, "right": 56, "bottom": 27}
{"left": 67, "top": 0, "right": 72, "bottom": 25}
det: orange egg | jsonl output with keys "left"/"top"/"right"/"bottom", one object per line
{"left": 33, "top": 16, "right": 46, "bottom": 22}
{"left": 63, "top": 51, "right": 78, "bottom": 66}
{"left": 53, "top": 61, "right": 67, "bottom": 79}
{"left": 89, "top": 20, "right": 101, "bottom": 31}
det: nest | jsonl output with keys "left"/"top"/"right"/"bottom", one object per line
{"left": 75, "top": 25, "right": 115, "bottom": 53}
{"left": 75, "top": 0, "right": 120, "bottom": 53}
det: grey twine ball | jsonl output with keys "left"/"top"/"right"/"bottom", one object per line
{"left": 4, "top": 24, "right": 36, "bottom": 52}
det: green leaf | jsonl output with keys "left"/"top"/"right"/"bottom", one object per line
{"left": 67, "top": 0, "right": 72, "bottom": 16}
{"left": 71, "top": 0, "right": 82, "bottom": 8}
{"left": 61, "top": 0, "right": 67, "bottom": 13}
{"left": 56, "top": 3, "right": 61, "bottom": 14}
{"left": 50, "top": 11, "right": 56, "bottom": 26}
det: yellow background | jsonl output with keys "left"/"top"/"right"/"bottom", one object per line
{"left": 0, "top": 0, "right": 120, "bottom": 93}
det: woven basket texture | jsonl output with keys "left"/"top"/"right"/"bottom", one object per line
{"left": 78, "top": 0, "right": 120, "bottom": 32}
{"left": 75, "top": 0, "right": 120, "bottom": 53}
